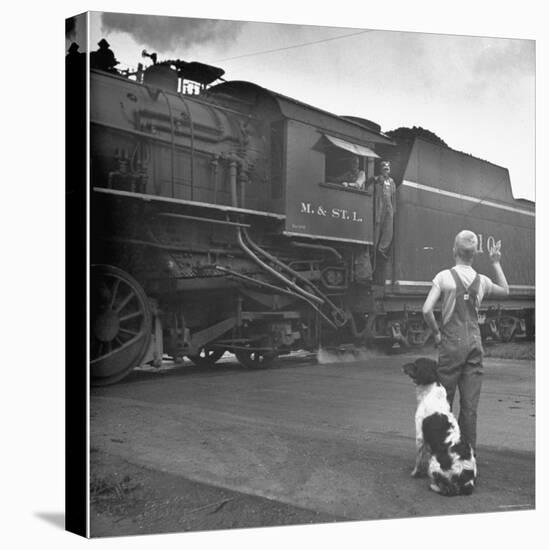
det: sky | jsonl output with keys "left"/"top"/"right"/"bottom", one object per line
{"left": 70, "top": 12, "right": 535, "bottom": 201}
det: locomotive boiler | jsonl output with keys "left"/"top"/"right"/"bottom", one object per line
{"left": 83, "top": 48, "right": 535, "bottom": 385}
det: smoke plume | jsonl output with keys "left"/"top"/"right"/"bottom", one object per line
{"left": 101, "top": 13, "right": 244, "bottom": 53}
{"left": 317, "top": 346, "right": 378, "bottom": 365}
{"left": 66, "top": 15, "right": 88, "bottom": 53}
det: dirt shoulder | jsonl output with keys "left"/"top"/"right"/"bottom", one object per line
{"left": 90, "top": 450, "right": 344, "bottom": 538}
{"left": 482, "top": 340, "right": 534, "bottom": 360}
{"left": 396, "top": 340, "right": 534, "bottom": 360}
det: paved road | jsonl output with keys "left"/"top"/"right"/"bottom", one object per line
{"left": 90, "top": 352, "right": 535, "bottom": 530}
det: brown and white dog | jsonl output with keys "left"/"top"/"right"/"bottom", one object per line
{"left": 403, "top": 358, "right": 477, "bottom": 496}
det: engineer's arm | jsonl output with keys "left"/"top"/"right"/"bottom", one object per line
{"left": 364, "top": 176, "right": 375, "bottom": 195}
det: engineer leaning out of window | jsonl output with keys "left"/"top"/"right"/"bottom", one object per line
{"left": 332, "top": 156, "right": 365, "bottom": 189}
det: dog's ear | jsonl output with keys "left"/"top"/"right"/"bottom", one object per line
{"left": 402, "top": 362, "right": 416, "bottom": 376}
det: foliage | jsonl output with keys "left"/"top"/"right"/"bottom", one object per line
{"left": 386, "top": 126, "right": 448, "bottom": 148}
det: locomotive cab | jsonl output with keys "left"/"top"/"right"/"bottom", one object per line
{"left": 205, "top": 81, "right": 394, "bottom": 246}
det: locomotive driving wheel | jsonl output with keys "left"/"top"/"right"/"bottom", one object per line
{"left": 90, "top": 264, "right": 152, "bottom": 386}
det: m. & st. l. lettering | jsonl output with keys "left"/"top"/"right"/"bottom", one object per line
{"left": 300, "top": 202, "right": 363, "bottom": 223}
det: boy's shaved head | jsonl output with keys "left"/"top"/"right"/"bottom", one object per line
{"left": 453, "top": 230, "right": 478, "bottom": 262}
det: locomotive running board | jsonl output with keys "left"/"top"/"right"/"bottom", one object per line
{"left": 386, "top": 279, "right": 535, "bottom": 296}
{"left": 282, "top": 230, "right": 373, "bottom": 246}
{"left": 93, "top": 187, "right": 286, "bottom": 219}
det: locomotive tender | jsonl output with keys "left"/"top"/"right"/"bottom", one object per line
{"left": 84, "top": 48, "right": 535, "bottom": 385}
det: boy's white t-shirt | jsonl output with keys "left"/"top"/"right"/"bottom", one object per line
{"left": 432, "top": 264, "right": 494, "bottom": 326}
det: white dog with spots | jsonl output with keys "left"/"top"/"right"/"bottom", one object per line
{"left": 403, "top": 357, "right": 477, "bottom": 496}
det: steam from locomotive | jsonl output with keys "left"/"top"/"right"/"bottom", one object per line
{"left": 100, "top": 13, "right": 245, "bottom": 52}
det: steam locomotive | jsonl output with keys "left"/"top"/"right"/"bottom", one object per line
{"left": 78, "top": 45, "right": 535, "bottom": 385}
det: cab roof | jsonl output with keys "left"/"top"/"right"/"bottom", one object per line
{"left": 206, "top": 80, "right": 395, "bottom": 147}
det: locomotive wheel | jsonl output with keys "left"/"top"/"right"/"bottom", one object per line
{"left": 90, "top": 265, "right": 152, "bottom": 386}
{"left": 187, "top": 347, "right": 225, "bottom": 368}
{"left": 235, "top": 347, "right": 278, "bottom": 369}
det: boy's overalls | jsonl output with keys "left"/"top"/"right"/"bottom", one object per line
{"left": 438, "top": 268, "right": 483, "bottom": 449}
